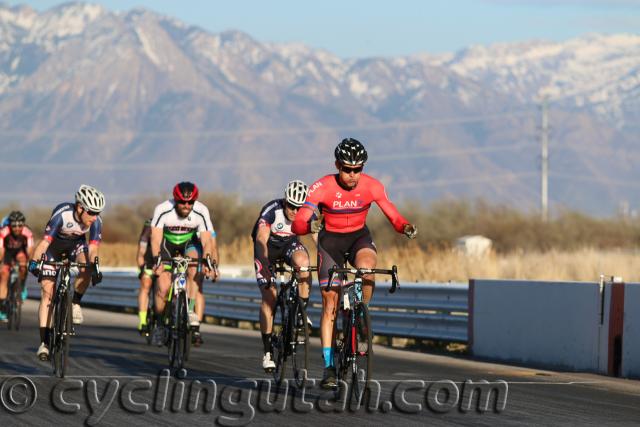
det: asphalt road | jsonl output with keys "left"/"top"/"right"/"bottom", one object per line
{"left": 1, "top": 301, "right": 639, "bottom": 426}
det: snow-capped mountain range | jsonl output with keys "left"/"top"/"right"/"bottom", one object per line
{"left": 0, "top": 2, "right": 638, "bottom": 215}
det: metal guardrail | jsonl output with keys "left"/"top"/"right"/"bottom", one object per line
{"left": 28, "top": 272, "right": 469, "bottom": 343}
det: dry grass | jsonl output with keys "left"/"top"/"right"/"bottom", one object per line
{"left": 99, "top": 241, "right": 640, "bottom": 283}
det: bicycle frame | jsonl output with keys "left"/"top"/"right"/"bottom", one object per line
{"left": 38, "top": 255, "right": 98, "bottom": 378}
{"left": 326, "top": 264, "right": 399, "bottom": 399}
{"left": 161, "top": 255, "right": 207, "bottom": 370}
{"left": 270, "top": 263, "right": 316, "bottom": 386}
{"left": 6, "top": 265, "right": 22, "bottom": 330}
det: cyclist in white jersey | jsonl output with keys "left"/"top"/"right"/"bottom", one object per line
{"left": 150, "top": 182, "right": 219, "bottom": 346}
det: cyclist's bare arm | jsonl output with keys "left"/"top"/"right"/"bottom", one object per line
{"left": 150, "top": 226, "right": 163, "bottom": 273}
{"left": 136, "top": 241, "right": 146, "bottom": 267}
{"left": 150, "top": 226, "right": 162, "bottom": 257}
{"left": 255, "top": 224, "right": 270, "bottom": 264}
{"left": 209, "top": 233, "right": 219, "bottom": 268}
{"left": 27, "top": 243, "right": 35, "bottom": 259}
{"left": 31, "top": 239, "right": 51, "bottom": 262}
{"left": 87, "top": 242, "right": 99, "bottom": 263}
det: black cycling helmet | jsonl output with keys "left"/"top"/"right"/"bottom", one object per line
{"left": 8, "top": 211, "right": 25, "bottom": 224}
{"left": 173, "top": 182, "right": 199, "bottom": 203}
{"left": 334, "top": 138, "right": 368, "bottom": 166}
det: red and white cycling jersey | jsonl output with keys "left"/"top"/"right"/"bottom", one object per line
{"left": 0, "top": 225, "right": 34, "bottom": 252}
{"left": 292, "top": 173, "right": 408, "bottom": 234}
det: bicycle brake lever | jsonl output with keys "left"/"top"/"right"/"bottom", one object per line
{"left": 326, "top": 266, "right": 337, "bottom": 292}
{"left": 390, "top": 265, "right": 399, "bottom": 294}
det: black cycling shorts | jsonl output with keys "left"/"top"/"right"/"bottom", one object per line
{"left": 317, "top": 226, "right": 376, "bottom": 287}
{"left": 40, "top": 239, "right": 88, "bottom": 280}
{"left": 254, "top": 238, "right": 308, "bottom": 286}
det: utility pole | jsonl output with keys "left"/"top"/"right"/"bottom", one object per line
{"left": 541, "top": 96, "right": 549, "bottom": 222}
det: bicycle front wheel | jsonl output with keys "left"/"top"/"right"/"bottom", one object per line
{"left": 169, "top": 292, "right": 190, "bottom": 370}
{"left": 291, "top": 299, "right": 309, "bottom": 388}
{"left": 53, "top": 289, "right": 72, "bottom": 378}
{"left": 7, "top": 281, "right": 17, "bottom": 331}
{"left": 351, "top": 302, "right": 372, "bottom": 401}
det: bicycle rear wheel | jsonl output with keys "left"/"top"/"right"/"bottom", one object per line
{"left": 271, "top": 298, "right": 287, "bottom": 384}
{"left": 334, "top": 309, "right": 350, "bottom": 387}
{"left": 351, "top": 302, "right": 372, "bottom": 402}
{"left": 291, "top": 299, "right": 309, "bottom": 387}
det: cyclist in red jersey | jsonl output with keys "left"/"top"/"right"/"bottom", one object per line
{"left": 0, "top": 211, "right": 34, "bottom": 321}
{"left": 292, "top": 138, "right": 417, "bottom": 388}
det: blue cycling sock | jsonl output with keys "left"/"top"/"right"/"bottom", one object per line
{"left": 322, "top": 347, "right": 334, "bottom": 368}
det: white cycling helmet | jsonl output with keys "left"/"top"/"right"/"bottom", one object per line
{"left": 75, "top": 184, "right": 106, "bottom": 213}
{"left": 284, "top": 180, "right": 308, "bottom": 208}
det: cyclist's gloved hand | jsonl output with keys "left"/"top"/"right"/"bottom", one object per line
{"left": 28, "top": 259, "right": 40, "bottom": 277}
{"left": 403, "top": 223, "right": 418, "bottom": 239}
{"left": 310, "top": 213, "right": 324, "bottom": 234}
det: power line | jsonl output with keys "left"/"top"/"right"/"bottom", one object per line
{"left": 0, "top": 141, "right": 536, "bottom": 171}
{"left": 0, "top": 110, "right": 536, "bottom": 139}
{"left": 394, "top": 172, "right": 539, "bottom": 189}
{"left": 550, "top": 172, "right": 640, "bottom": 189}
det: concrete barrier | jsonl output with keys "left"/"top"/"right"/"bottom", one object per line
{"left": 469, "top": 279, "right": 602, "bottom": 371}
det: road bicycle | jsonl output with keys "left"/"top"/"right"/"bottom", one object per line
{"left": 6, "top": 265, "right": 24, "bottom": 331}
{"left": 160, "top": 255, "right": 215, "bottom": 371}
{"left": 270, "top": 262, "right": 316, "bottom": 387}
{"left": 327, "top": 263, "right": 398, "bottom": 402}
{"left": 37, "top": 254, "right": 101, "bottom": 378}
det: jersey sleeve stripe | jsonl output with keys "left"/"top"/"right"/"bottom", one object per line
{"left": 153, "top": 209, "right": 174, "bottom": 227}
{"left": 193, "top": 210, "right": 209, "bottom": 231}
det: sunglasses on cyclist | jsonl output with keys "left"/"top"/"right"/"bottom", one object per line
{"left": 285, "top": 202, "right": 301, "bottom": 211}
{"left": 340, "top": 165, "right": 363, "bottom": 174}
{"left": 85, "top": 210, "right": 100, "bottom": 217}
{"left": 10, "top": 222, "right": 24, "bottom": 227}
{"left": 177, "top": 200, "right": 195, "bottom": 206}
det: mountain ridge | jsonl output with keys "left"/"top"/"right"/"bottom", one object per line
{"left": 0, "top": 2, "right": 638, "bottom": 215}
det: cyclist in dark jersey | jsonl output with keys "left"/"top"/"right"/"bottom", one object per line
{"left": 0, "top": 211, "right": 34, "bottom": 322}
{"left": 292, "top": 138, "right": 417, "bottom": 388}
{"left": 252, "top": 180, "right": 313, "bottom": 372}
{"left": 28, "top": 185, "right": 105, "bottom": 361}
{"left": 136, "top": 218, "right": 154, "bottom": 333}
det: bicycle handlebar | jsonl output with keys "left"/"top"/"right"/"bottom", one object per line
{"left": 272, "top": 265, "right": 318, "bottom": 274}
{"left": 38, "top": 254, "right": 99, "bottom": 269}
{"left": 37, "top": 254, "right": 102, "bottom": 285}
{"left": 155, "top": 255, "right": 219, "bottom": 281}
{"left": 326, "top": 265, "right": 399, "bottom": 294}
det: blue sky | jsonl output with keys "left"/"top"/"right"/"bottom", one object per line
{"left": 3, "top": 1, "right": 640, "bottom": 57}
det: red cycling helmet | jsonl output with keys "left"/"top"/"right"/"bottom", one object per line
{"left": 173, "top": 181, "right": 199, "bottom": 203}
